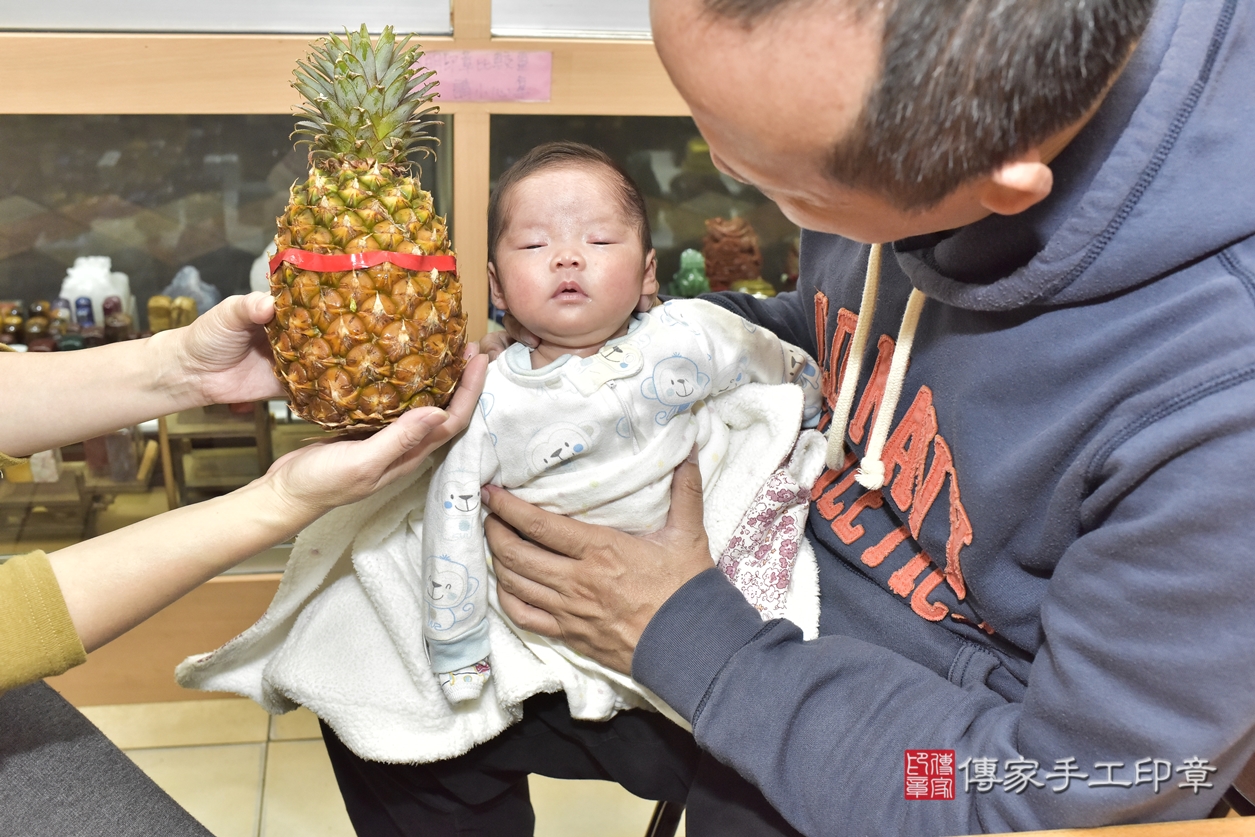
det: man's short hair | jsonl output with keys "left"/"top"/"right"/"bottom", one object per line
{"left": 705, "top": 0, "right": 1155, "bottom": 210}
{"left": 488, "top": 141, "right": 653, "bottom": 264}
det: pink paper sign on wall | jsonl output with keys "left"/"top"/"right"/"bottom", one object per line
{"left": 422, "top": 51, "right": 553, "bottom": 102}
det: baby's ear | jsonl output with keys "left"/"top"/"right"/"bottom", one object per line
{"left": 638, "top": 249, "right": 660, "bottom": 310}
{"left": 488, "top": 262, "right": 509, "bottom": 311}
{"left": 642, "top": 249, "right": 659, "bottom": 296}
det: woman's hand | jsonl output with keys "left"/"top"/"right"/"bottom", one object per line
{"left": 263, "top": 348, "right": 489, "bottom": 520}
{"left": 48, "top": 347, "right": 487, "bottom": 656}
{"left": 162, "top": 292, "right": 287, "bottom": 407}
{"left": 485, "top": 449, "right": 712, "bottom": 674}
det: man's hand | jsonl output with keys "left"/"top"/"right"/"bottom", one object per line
{"left": 485, "top": 447, "right": 712, "bottom": 674}
{"left": 478, "top": 312, "right": 537, "bottom": 360}
{"left": 479, "top": 296, "right": 657, "bottom": 361}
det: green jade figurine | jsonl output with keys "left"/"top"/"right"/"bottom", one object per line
{"left": 669, "top": 248, "right": 712, "bottom": 297}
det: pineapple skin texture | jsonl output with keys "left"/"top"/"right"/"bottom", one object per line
{"left": 268, "top": 162, "right": 466, "bottom": 429}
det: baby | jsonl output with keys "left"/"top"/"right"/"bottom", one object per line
{"left": 418, "top": 141, "right": 821, "bottom": 703}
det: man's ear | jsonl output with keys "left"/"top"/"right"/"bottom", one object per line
{"left": 488, "top": 262, "right": 509, "bottom": 311}
{"left": 642, "top": 249, "right": 660, "bottom": 297}
{"left": 978, "top": 151, "right": 1054, "bottom": 217}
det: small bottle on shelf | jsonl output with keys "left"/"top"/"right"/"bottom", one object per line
{"left": 73, "top": 296, "right": 95, "bottom": 327}
{"left": 1, "top": 313, "right": 24, "bottom": 346}
{"left": 24, "top": 300, "right": 54, "bottom": 351}
{"left": 50, "top": 298, "right": 74, "bottom": 337}
{"left": 76, "top": 296, "right": 105, "bottom": 347}
{"left": 102, "top": 295, "right": 133, "bottom": 343}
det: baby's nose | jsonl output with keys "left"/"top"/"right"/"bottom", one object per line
{"left": 553, "top": 251, "right": 583, "bottom": 268}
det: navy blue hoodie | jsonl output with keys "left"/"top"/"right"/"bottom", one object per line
{"left": 633, "top": 0, "right": 1255, "bottom": 833}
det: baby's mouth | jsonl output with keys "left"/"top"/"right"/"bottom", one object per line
{"left": 553, "top": 281, "right": 587, "bottom": 300}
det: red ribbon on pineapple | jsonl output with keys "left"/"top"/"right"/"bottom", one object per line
{"left": 269, "top": 249, "right": 457, "bottom": 275}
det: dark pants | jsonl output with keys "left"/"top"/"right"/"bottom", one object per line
{"left": 0, "top": 681, "right": 211, "bottom": 837}
{"left": 321, "top": 691, "right": 804, "bottom": 837}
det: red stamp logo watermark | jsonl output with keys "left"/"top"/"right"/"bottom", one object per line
{"left": 905, "top": 750, "right": 956, "bottom": 800}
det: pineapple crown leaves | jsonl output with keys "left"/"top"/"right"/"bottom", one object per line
{"left": 291, "top": 24, "right": 441, "bottom": 171}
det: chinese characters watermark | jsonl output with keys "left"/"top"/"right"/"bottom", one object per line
{"left": 905, "top": 750, "right": 955, "bottom": 800}
{"left": 904, "top": 752, "right": 1218, "bottom": 799}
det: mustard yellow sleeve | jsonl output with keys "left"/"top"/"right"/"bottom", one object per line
{"left": 0, "top": 551, "right": 88, "bottom": 692}
{"left": 0, "top": 451, "right": 28, "bottom": 469}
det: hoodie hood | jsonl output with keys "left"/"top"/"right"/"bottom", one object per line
{"left": 896, "top": 0, "right": 1254, "bottom": 311}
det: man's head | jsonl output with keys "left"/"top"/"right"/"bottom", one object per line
{"left": 487, "top": 142, "right": 659, "bottom": 355}
{"left": 652, "top": 0, "right": 1153, "bottom": 242}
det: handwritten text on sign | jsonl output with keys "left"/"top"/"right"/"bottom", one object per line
{"left": 421, "top": 51, "right": 553, "bottom": 102}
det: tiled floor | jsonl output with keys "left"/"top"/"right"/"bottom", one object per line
{"left": 80, "top": 698, "right": 685, "bottom": 837}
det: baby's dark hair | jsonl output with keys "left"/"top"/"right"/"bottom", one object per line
{"left": 487, "top": 141, "right": 652, "bottom": 264}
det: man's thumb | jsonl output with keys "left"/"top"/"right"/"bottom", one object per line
{"left": 665, "top": 445, "right": 706, "bottom": 534}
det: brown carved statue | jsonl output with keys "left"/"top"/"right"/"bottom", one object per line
{"left": 701, "top": 216, "right": 762, "bottom": 292}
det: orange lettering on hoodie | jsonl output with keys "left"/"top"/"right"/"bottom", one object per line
{"left": 830, "top": 488, "right": 884, "bottom": 545}
{"left": 813, "top": 291, "right": 830, "bottom": 369}
{"left": 815, "top": 455, "right": 860, "bottom": 519}
{"left": 862, "top": 525, "right": 909, "bottom": 568}
{"left": 909, "top": 436, "right": 972, "bottom": 601}
{"left": 809, "top": 291, "right": 973, "bottom": 618}
{"left": 910, "top": 568, "right": 950, "bottom": 621}
{"left": 821, "top": 307, "right": 859, "bottom": 410}
{"left": 888, "top": 552, "right": 933, "bottom": 597}
{"left": 848, "top": 335, "right": 894, "bottom": 445}
{"left": 887, "top": 552, "right": 951, "bottom": 620}
{"left": 811, "top": 451, "right": 857, "bottom": 502}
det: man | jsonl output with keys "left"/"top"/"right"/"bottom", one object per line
{"left": 320, "top": 0, "right": 1254, "bottom": 833}
{"left": 482, "top": 0, "right": 1255, "bottom": 834}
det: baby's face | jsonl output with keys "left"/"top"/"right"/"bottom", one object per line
{"left": 489, "top": 166, "right": 657, "bottom": 352}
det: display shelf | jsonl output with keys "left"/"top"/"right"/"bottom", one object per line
{"left": 164, "top": 405, "right": 258, "bottom": 439}
{"left": 157, "top": 403, "right": 273, "bottom": 505}
{"left": 181, "top": 447, "right": 261, "bottom": 491}
{"left": 79, "top": 440, "right": 159, "bottom": 495}
{"left": 270, "top": 421, "right": 338, "bottom": 460}
{"left": 0, "top": 469, "right": 93, "bottom": 541}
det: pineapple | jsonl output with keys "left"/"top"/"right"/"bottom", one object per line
{"left": 268, "top": 25, "right": 466, "bottom": 429}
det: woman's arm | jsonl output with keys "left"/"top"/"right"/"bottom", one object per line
{"left": 0, "top": 293, "right": 283, "bottom": 457}
{"left": 49, "top": 349, "right": 488, "bottom": 653}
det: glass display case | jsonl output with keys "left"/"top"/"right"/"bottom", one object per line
{"left": 0, "top": 114, "right": 452, "bottom": 555}
{"left": 0, "top": 115, "right": 452, "bottom": 327}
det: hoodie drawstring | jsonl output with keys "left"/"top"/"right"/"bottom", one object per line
{"left": 823, "top": 243, "right": 929, "bottom": 492}
{"left": 824, "top": 243, "right": 883, "bottom": 470}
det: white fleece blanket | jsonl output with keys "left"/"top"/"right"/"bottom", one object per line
{"left": 177, "top": 383, "right": 823, "bottom": 764}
